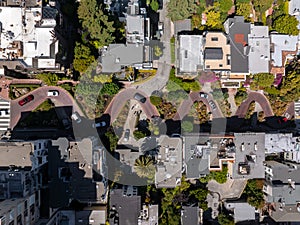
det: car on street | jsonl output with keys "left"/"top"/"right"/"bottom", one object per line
{"left": 47, "top": 90, "right": 59, "bottom": 97}
{"left": 124, "top": 129, "right": 130, "bottom": 142}
{"left": 200, "top": 92, "right": 208, "bottom": 99}
{"left": 284, "top": 112, "right": 291, "bottom": 120}
{"left": 134, "top": 93, "right": 146, "bottom": 103}
{"left": 208, "top": 100, "right": 216, "bottom": 110}
{"left": 92, "top": 121, "right": 106, "bottom": 128}
{"left": 18, "top": 94, "right": 34, "bottom": 106}
{"left": 71, "top": 112, "right": 81, "bottom": 123}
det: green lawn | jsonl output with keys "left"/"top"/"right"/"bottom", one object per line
{"left": 170, "top": 36, "right": 175, "bottom": 64}
{"left": 9, "top": 84, "right": 40, "bottom": 100}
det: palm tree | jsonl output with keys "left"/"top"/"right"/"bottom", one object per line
{"left": 134, "top": 155, "right": 155, "bottom": 181}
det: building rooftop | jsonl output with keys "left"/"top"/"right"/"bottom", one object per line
{"left": 265, "top": 161, "right": 300, "bottom": 183}
{"left": 126, "top": 15, "right": 144, "bottom": 44}
{"left": 289, "top": 0, "right": 300, "bottom": 29}
{"left": 248, "top": 25, "right": 270, "bottom": 74}
{"left": 231, "top": 133, "right": 265, "bottom": 179}
{"left": 100, "top": 44, "right": 144, "bottom": 73}
{"left": 181, "top": 205, "right": 199, "bottom": 225}
{"left": 225, "top": 201, "right": 256, "bottom": 223}
{"left": 155, "top": 135, "right": 183, "bottom": 188}
{"left": 184, "top": 135, "right": 210, "bottom": 179}
{"left": 178, "top": 35, "right": 203, "bottom": 75}
{"left": 265, "top": 133, "right": 294, "bottom": 153}
{"left": 203, "top": 32, "right": 231, "bottom": 71}
{"left": 270, "top": 202, "right": 300, "bottom": 222}
{"left": 0, "top": 142, "right": 33, "bottom": 168}
{"left": 174, "top": 19, "right": 192, "bottom": 35}
{"left": 270, "top": 34, "right": 298, "bottom": 67}
{"left": 224, "top": 16, "right": 250, "bottom": 73}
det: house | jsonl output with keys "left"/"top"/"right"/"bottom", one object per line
{"left": 155, "top": 135, "right": 183, "bottom": 188}
{"left": 0, "top": 5, "right": 59, "bottom": 69}
{"left": 0, "top": 194, "right": 41, "bottom": 225}
{"left": 270, "top": 34, "right": 298, "bottom": 75}
{"left": 248, "top": 25, "right": 270, "bottom": 74}
{"left": 139, "top": 204, "right": 159, "bottom": 225}
{"left": 125, "top": 15, "right": 147, "bottom": 44}
{"left": 48, "top": 137, "right": 108, "bottom": 208}
{"left": 181, "top": 205, "right": 202, "bottom": 225}
{"left": 264, "top": 161, "right": 300, "bottom": 223}
{"left": 228, "top": 133, "right": 265, "bottom": 179}
{"left": 224, "top": 16, "right": 251, "bottom": 75}
{"left": 203, "top": 32, "right": 231, "bottom": 72}
{"left": 99, "top": 44, "right": 146, "bottom": 73}
{"left": 176, "top": 35, "right": 204, "bottom": 77}
{"left": 109, "top": 187, "right": 141, "bottom": 225}
{"left": 289, "top": 0, "right": 300, "bottom": 29}
{"left": 224, "top": 201, "right": 256, "bottom": 224}
{"left": 183, "top": 135, "right": 210, "bottom": 179}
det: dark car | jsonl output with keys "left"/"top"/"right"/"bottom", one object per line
{"left": 18, "top": 94, "right": 34, "bottom": 106}
{"left": 208, "top": 100, "right": 216, "bottom": 110}
{"left": 134, "top": 93, "right": 146, "bottom": 103}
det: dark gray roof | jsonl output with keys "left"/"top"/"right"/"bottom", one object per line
{"left": 181, "top": 206, "right": 199, "bottom": 225}
{"left": 42, "top": 6, "right": 58, "bottom": 19}
{"left": 225, "top": 17, "right": 251, "bottom": 73}
{"left": 184, "top": 135, "right": 210, "bottom": 179}
{"left": 204, "top": 48, "right": 223, "bottom": 60}
{"left": 265, "top": 161, "right": 300, "bottom": 183}
{"left": 109, "top": 189, "right": 141, "bottom": 225}
{"left": 174, "top": 19, "right": 192, "bottom": 35}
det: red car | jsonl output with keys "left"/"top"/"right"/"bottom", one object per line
{"left": 18, "top": 94, "right": 34, "bottom": 106}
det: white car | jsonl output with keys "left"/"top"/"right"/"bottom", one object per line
{"left": 71, "top": 112, "right": 81, "bottom": 123}
{"left": 47, "top": 90, "right": 59, "bottom": 97}
{"left": 92, "top": 121, "right": 106, "bottom": 128}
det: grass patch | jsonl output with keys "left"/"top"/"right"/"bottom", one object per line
{"left": 170, "top": 36, "right": 175, "bottom": 64}
{"left": 9, "top": 84, "right": 40, "bottom": 100}
{"left": 18, "top": 99, "right": 62, "bottom": 128}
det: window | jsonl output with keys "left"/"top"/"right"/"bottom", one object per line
{"left": 184, "top": 50, "right": 188, "bottom": 58}
{"left": 211, "top": 37, "right": 218, "bottom": 41}
{"left": 38, "top": 143, "right": 41, "bottom": 149}
{"left": 206, "top": 65, "right": 210, "bottom": 69}
{"left": 219, "top": 64, "right": 223, "bottom": 68}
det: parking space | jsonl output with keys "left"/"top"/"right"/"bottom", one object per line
{"left": 0, "top": 99, "right": 10, "bottom": 131}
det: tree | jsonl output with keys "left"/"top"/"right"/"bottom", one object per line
{"left": 105, "top": 129, "right": 119, "bottom": 152}
{"left": 150, "top": 0, "right": 159, "bottom": 11}
{"left": 150, "top": 95, "right": 162, "bottom": 106}
{"left": 36, "top": 73, "right": 60, "bottom": 86}
{"left": 78, "top": 0, "right": 115, "bottom": 46}
{"left": 134, "top": 155, "right": 155, "bottom": 181}
{"left": 273, "top": 14, "right": 299, "bottom": 36}
{"left": 205, "top": 6, "right": 223, "bottom": 30}
{"left": 167, "top": 0, "right": 197, "bottom": 21}
{"left": 218, "top": 212, "right": 234, "bottom": 225}
{"left": 243, "top": 179, "right": 265, "bottom": 209}
{"left": 235, "top": 89, "right": 248, "bottom": 106}
{"left": 236, "top": 2, "right": 252, "bottom": 21}
{"left": 73, "top": 42, "right": 95, "bottom": 73}
{"left": 252, "top": 0, "right": 273, "bottom": 13}
{"left": 154, "top": 45, "right": 163, "bottom": 57}
{"left": 252, "top": 73, "right": 275, "bottom": 88}
{"left": 181, "top": 121, "right": 193, "bottom": 133}
{"left": 100, "top": 83, "right": 120, "bottom": 96}
{"left": 93, "top": 74, "right": 113, "bottom": 83}
{"left": 217, "top": 0, "right": 233, "bottom": 13}
{"left": 133, "top": 130, "right": 147, "bottom": 140}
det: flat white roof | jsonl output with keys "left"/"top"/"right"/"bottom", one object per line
{"left": 271, "top": 34, "right": 298, "bottom": 67}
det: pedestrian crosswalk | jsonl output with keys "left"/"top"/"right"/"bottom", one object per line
{"left": 0, "top": 99, "right": 10, "bottom": 131}
{"left": 295, "top": 100, "right": 300, "bottom": 118}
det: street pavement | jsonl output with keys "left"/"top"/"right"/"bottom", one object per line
{"left": 235, "top": 91, "right": 274, "bottom": 118}
{"left": 10, "top": 86, "right": 83, "bottom": 129}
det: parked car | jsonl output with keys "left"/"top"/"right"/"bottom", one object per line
{"left": 18, "top": 95, "right": 34, "bottom": 106}
{"left": 208, "top": 100, "right": 216, "bottom": 110}
{"left": 134, "top": 93, "right": 146, "bottom": 103}
{"left": 92, "top": 121, "right": 106, "bottom": 128}
{"left": 47, "top": 90, "right": 59, "bottom": 97}
{"left": 71, "top": 112, "right": 81, "bottom": 123}
{"left": 284, "top": 112, "right": 291, "bottom": 120}
{"left": 199, "top": 92, "right": 208, "bottom": 99}
{"left": 124, "top": 129, "right": 130, "bottom": 142}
